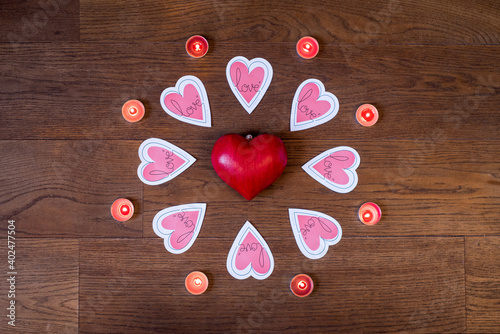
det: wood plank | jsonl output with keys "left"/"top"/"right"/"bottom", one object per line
{"left": 79, "top": 237, "right": 465, "bottom": 333}
{"left": 0, "top": 238, "right": 78, "bottom": 333}
{"left": 0, "top": 0, "right": 79, "bottom": 44}
{"left": 80, "top": 0, "right": 500, "bottom": 44}
{"left": 0, "top": 44, "right": 498, "bottom": 141}
{"left": 143, "top": 139, "right": 500, "bottom": 237}
{"left": 466, "top": 237, "right": 500, "bottom": 333}
{"left": 0, "top": 140, "right": 142, "bottom": 237}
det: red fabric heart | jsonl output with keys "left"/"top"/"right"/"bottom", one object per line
{"left": 211, "top": 134, "right": 288, "bottom": 200}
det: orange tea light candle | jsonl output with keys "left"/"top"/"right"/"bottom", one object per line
{"left": 290, "top": 274, "right": 314, "bottom": 297}
{"left": 111, "top": 198, "right": 134, "bottom": 222}
{"left": 356, "top": 104, "right": 379, "bottom": 127}
{"left": 185, "top": 271, "right": 208, "bottom": 295}
{"left": 122, "top": 100, "right": 145, "bottom": 123}
{"left": 296, "top": 36, "right": 319, "bottom": 59}
{"left": 186, "top": 35, "right": 209, "bottom": 58}
{"left": 358, "top": 202, "right": 382, "bottom": 225}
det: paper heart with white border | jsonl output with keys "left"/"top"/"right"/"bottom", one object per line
{"left": 137, "top": 138, "right": 196, "bottom": 186}
{"left": 227, "top": 221, "right": 274, "bottom": 280}
{"left": 288, "top": 208, "right": 342, "bottom": 259}
{"left": 290, "top": 79, "right": 339, "bottom": 131}
{"left": 226, "top": 56, "right": 273, "bottom": 114}
{"left": 160, "top": 75, "right": 211, "bottom": 127}
{"left": 153, "top": 203, "right": 206, "bottom": 254}
{"left": 302, "top": 146, "right": 360, "bottom": 193}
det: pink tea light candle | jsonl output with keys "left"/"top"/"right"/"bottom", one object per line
{"left": 358, "top": 202, "right": 382, "bottom": 225}
{"left": 122, "top": 100, "right": 145, "bottom": 123}
{"left": 185, "top": 271, "right": 208, "bottom": 295}
{"left": 186, "top": 35, "right": 209, "bottom": 58}
{"left": 111, "top": 198, "right": 134, "bottom": 222}
{"left": 356, "top": 104, "right": 379, "bottom": 127}
{"left": 290, "top": 274, "right": 314, "bottom": 297}
{"left": 296, "top": 36, "right": 319, "bottom": 59}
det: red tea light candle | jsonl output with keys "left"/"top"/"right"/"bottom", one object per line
{"left": 186, "top": 35, "right": 209, "bottom": 58}
{"left": 290, "top": 274, "right": 314, "bottom": 297}
{"left": 356, "top": 104, "right": 379, "bottom": 127}
{"left": 296, "top": 36, "right": 319, "bottom": 59}
{"left": 358, "top": 202, "right": 382, "bottom": 225}
{"left": 111, "top": 198, "right": 134, "bottom": 222}
{"left": 185, "top": 271, "right": 208, "bottom": 295}
{"left": 122, "top": 100, "right": 145, "bottom": 123}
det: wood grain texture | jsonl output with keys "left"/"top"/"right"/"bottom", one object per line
{"left": 80, "top": 237, "right": 465, "bottom": 333}
{"left": 143, "top": 139, "right": 500, "bottom": 237}
{"left": 0, "top": 44, "right": 498, "bottom": 141}
{"left": 0, "top": 0, "right": 79, "bottom": 44}
{"left": 80, "top": 0, "right": 500, "bottom": 44}
{"left": 0, "top": 238, "right": 78, "bottom": 333}
{"left": 466, "top": 237, "right": 500, "bottom": 333}
{"left": 0, "top": 141, "right": 142, "bottom": 237}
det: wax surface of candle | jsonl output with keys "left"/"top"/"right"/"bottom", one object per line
{"left": 358, "top": 202, "right": 381, "bottom": 225}
{"left": 296, "top": 37, "right": 319, "bottom": 59}
{"left": 356, "top": 104, "right": 379, "bottom": 126}
{"left": 111, "top": 198, "right": 134, "bottom": 222}
{"left": 290, "top": 274, "right": 313, "bottom": 297}
{"left": 362, "top": 210, "right": 372, "bottom": 222}
{"left": 186, "top": 35, "right": 209, "bottom": 58}
{"left": 122, "top": 100, "right": 145, "bottom": 122}
{"left": 185, "top": 271, "right": 208, "bottom": 295}
{"left": 362, "top": 109, "right": 374, "bottom": 122}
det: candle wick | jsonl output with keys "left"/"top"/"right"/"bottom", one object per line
{"left": 119, "top": 204, "right": 130, "bottom": 216}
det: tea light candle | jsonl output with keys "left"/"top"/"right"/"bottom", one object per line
{"left": 185, "top": 271, "right": 208, "bottom": 295}
{"left": 296, "top": 36, "right": 319, "bottom": 59}
{"left": 186, "top": 35, "right": 209, "bottom": 58}
{"left": 290, "top": 274, "right": 314, "bottom": 297}
{"left": 122, "top": 100, "right": 145, "bottom": 123}
{"left": 358, "top": 202, "right": 382, "bottom": 225}
{"left": 356, "top": 104, "right": 379, "bottom": 127}
{"left": 111, "top": 198, "right": 134, "bottom": 222}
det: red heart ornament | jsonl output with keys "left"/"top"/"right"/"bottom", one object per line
{"left": 212, "top": 134, "right": 288, "bottom": 200}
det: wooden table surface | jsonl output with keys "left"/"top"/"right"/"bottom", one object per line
{"left": 1, "top": 0, "right": 499, "bottom": 333}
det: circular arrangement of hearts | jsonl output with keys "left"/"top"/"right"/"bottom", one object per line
{"left": 134, "top": 55, "right": 370, "bottom": 288}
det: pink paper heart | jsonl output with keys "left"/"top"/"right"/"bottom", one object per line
{"left": 235, "top": 230, "right": 271, "bottom": 275}
{"left": 230, "top": 62, "right": 265, "bottom": 103}
{"left": 295, "top": 82, "right": 332, "bottom": 123}
{"left": 160, "top": 211, "right": 200, "bottom": 250}
{"left": 153, "top": 203, "right": 206, "bottom": 254}
{"left": 290, "top": 79, "right": 339, "bottom": 132}
{"left": 297, "top": 215, "right": 339, "bottom": 252}
{"left": 160, "top": 76, "right": 211, "bottom": 127}
{"left": 143, "top": 146, "right": 186, "bottom": 183}
{"left": 163, "top": 84, "right": 204, "bottom": 120}
{"left": 227, "top": 221, "right": 274, "bottom": 280}
{"left": 312, "top": 150, "right": 356, "bottom": 185}
{"left": 289, "top": 208, "right": 342, "bottom": 259}
{"left": 138, "top": 138, "right": 196, "bottom": 186}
